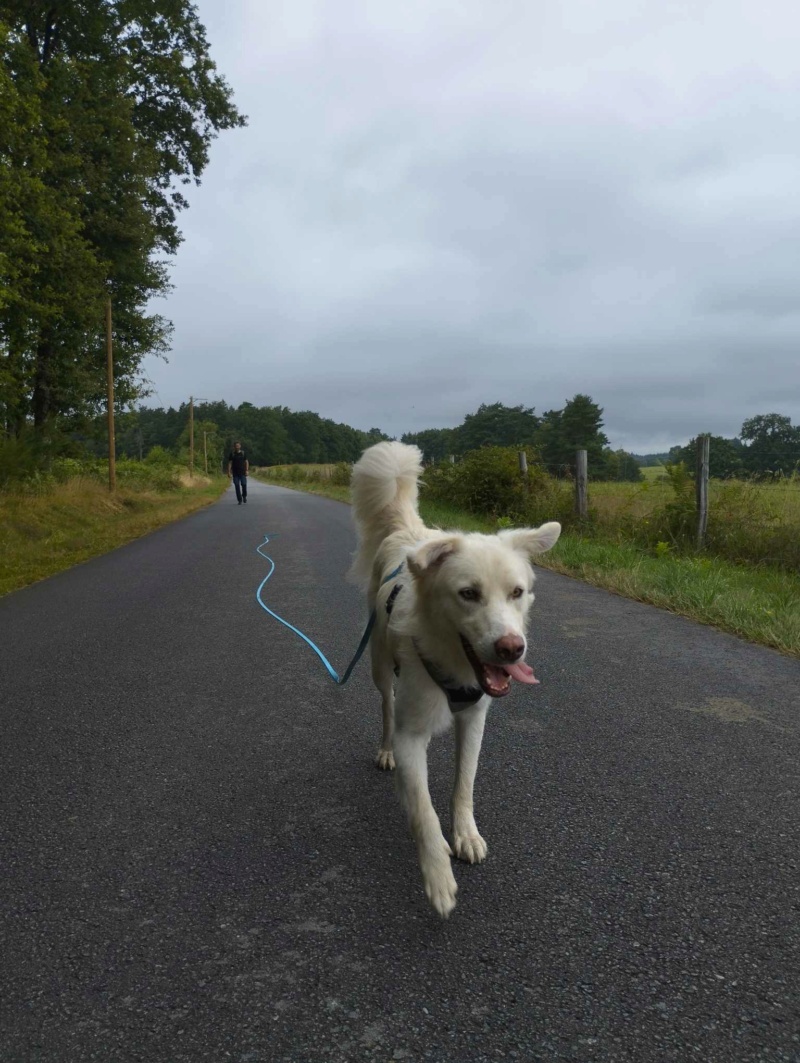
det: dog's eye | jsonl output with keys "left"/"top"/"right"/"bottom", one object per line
{"left": 459, "top": 587, "right": 480, "bottom": 602}
{"left": 510, "top": 587, "right": 524, "bottom": 599}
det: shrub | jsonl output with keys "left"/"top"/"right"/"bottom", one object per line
{"left": 143, "top": 446, "right": 175, "bottom": 466}
{"left": 51, "top": 457, "right": 91, "bottom": 482}
{"left": 116, "top": 460, "right": 181, "bottom": 491}
{"left": 627, "top": 463, "right": 696, "bottom": 549}
{"left": 423, "top": 447, "right": 574, "bottom": 528}
{"left": 0, "top": 433, "right": 45, "bottom": 486}
{"left": 705, "top": 478, "right": 800, "bottom": 569}
{"left": 331, "top": 462, "right": 352, "bottom": 486}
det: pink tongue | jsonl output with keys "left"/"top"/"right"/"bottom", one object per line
{"left": 504, "top": 661, "right": 540, "bottom": 685}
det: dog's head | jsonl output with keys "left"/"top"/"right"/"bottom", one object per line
{"left": 406, "top": 522, "right": 561, "bottom": 697}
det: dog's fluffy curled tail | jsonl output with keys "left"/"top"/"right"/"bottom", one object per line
{"left": 349, "top": 441, "right": 425, "bottom": 588}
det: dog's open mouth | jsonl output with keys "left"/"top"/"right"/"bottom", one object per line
{"left": 460, "top": 636, "right": 540, "bottom": 698}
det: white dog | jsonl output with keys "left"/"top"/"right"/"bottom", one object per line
{"left": 350, "top": 441, "right": 561, "bottom": 917}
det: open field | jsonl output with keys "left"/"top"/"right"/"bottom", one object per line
{"left": 253, "top": 465, "right": 800, "bottom": 657}
{"left": 0, "top": 474, "right": 226, "bottom": 596}
{"left": 639, "top": 464, "right": 667, "bottom": 482}
{"left": 590, "top": 475, "right": 800, "bottom": 521}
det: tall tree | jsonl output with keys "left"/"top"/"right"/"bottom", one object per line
{"left": 401, "top": 427, "right": 457, "bottom": 463}
{"left": 605, "top": 449, "right": 643, "bottom": 482}
{"left": 0, "top": 1, "right": 246, "bottom": 433}
{"left": 670, "top": 435, "right": 746, "bottom": 479}
{"left": 0, "top": 28, "right": 106, "bottom": 432}
{"left": 538, "top": 395, "right": 610, "bottom": 477}
{"left": 740, "top": 413, "right": 800, "bottom": 473}
{"left": 456, "top": 402, "right": 540, "bottom": 453}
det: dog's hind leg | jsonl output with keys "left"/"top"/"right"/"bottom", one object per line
{"left": 394, "top": 725, "right": 458, "bottom": 918}
{"left": 451, "top": 705, "right": 489, "bottom": 864}
{"left": 371, "top": 643, "right": 396, "bottom": 771}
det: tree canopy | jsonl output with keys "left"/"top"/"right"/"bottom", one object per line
{"left": 669, "top": 415, "right": 800, "bottom": 477}
{"left": 0, "top": 1, "right": 246, "bottom": 435}
{"left": 103, "top": 401, "right": 390, "bottom": 468}
{"left": 403, "top": 396, "right": 641, "bottom": 481}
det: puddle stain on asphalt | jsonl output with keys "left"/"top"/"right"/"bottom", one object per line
{"left": 680, "top": 696, "right": 790, "bottom": 733}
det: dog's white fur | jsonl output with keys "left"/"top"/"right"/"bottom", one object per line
{"left": 350, "top": 441, "right": 561, "bottom": 917}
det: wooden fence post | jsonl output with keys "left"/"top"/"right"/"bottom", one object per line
{"left": 519, "top": 451, "right": 529, "bottom": 495}
{"left": 696, "top": 433, "right": 710, "bottom": 549}
{"left": 575, "top": 449, "right": 588, "bottom": 519}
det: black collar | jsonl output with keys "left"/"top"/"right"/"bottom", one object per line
{"left": 386, "top": 588, "right": 486, "bottom": 713}
{"left": 413, "top": 640, "right": 486, "bottom": 713}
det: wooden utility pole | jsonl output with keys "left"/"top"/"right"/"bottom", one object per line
{"left": 696, "top": 434, "right": 710, "bottom": 549}
{"left": 189, "top": 395, "right": 194, "bottom": 478}
{"left": 203, "top": 430, "right": 208, "bottom": 474}
{"left": 106, "top": 297, "right": 116, "bottom": 492}
{"left": 575, "top": 449, "right": 588, "bottom": 519}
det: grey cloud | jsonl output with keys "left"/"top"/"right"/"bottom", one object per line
{"left": 699, "top": 286, "right": 800, "bottom": 318}
{"left": 143, "top": 0, "right": 800, "bottom": 453}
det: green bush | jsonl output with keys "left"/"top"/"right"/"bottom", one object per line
{"left": 330, "top": 462, "right": 352, "bottom": 486}
{"left": 143, "top": 445, "right": 175, "bottom": 466}
{"left": 51, "top": 457, "right": 91, "bottom": 482}
{"left": 606, "top": 465, "right": 800, "bottom": 570}
{"left": 423, "top": 447, "right": 574, "bottom": 528}
{"left": 705, "top": 479, "right": 800, "bottom": 569}
{"left": 620, "top": 462, "right": 697, "bottom": 551}
{"left": 0, "top": 433, "right": 46, "bottom": 486}
{"left": 116, "top": 459, "right": 181, "bottom": 491}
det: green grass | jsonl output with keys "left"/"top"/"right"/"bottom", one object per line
{"left": 0, "top": 473, "right": 227, "bottom": 596}
{"left": 540, "top": 536, "right": 800, "bottom": 657}
{"left": 250, "top": 467, "right": 351, "bottom": 503}
{"left": 254, "top": 469, "right": 800, "bottom": 658}
{"left": 639, "top": 464, "right": 668, "bottom": 482}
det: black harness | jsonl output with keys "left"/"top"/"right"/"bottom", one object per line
{"left": 385, "top": 582, "right": 486, "bottom": 713}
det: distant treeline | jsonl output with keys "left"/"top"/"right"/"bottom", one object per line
{"left": 402, "top": 395, "right": 643, "bottom": 481}
{"left": 402, "top": 402, "right": 800, "bottom": 480}
{"left": 634, "top": 453, "right": 671, "bottom": 467}
{"left": 103, "top": 401, "right": 390, "bottom": 470}
{"left": 112, "top": 393, "right": 642, "bottom": 481}
{"left": 667, "top": 415, "right": 800, "bottom": 478}
{"left": 6, "top": 395, "right": 796, "bottom": 486}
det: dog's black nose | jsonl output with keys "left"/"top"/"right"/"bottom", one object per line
{"left": 494, "top": 635, "right": 525, "bottom": 662}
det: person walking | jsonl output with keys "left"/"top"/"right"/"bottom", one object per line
{"left": 227, "top": 441, "right": 249, "bottom": 504}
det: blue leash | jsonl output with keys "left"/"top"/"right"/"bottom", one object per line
{"left": 255, "top": 534, "right": 402, "bottom": 685}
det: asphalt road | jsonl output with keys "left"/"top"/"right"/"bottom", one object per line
{"left": 1, "top": 479, "right": 799, "bottom": 1063}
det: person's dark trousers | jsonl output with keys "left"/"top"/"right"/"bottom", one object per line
{"left": 233, "top": 474, "right": 248, "bottom": 503}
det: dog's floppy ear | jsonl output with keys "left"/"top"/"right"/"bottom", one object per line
{"left": 407, "top": 535, "right": 462, "bottom": 578}
{"left": 498, "top": 521, "right": 561, "bottom": 557}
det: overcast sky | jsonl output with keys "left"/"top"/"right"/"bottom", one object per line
{"left": 143, "top": 0, "right": 800, "bottom": 454}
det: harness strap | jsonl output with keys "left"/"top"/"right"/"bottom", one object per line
{"left": 337, "top": 562, "right": 405, "bottom": 683}
{"left": 386, "top": 582, "right": 403, "bottom": 615}
{"left": 413, "top": 639, "right": 486, "bottom": 713}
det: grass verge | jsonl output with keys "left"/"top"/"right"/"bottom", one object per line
{"left": 0, "top": 475, "right": 227, "bottom": 596}
{"left": 253, "top": 472, "right": 800, "bottom": 658}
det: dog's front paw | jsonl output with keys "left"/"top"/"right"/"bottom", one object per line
{"left": 453, "top": 828, "right": 488, "bottom": 864}
{"left": 374, "top": 748, "right": 395, "bottom": 771}
{"left": 420, "top": 844, "right": 458, "bottom": 918}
